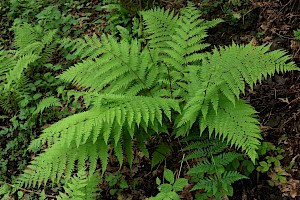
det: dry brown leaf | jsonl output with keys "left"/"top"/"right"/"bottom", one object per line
{"left": 281, "top": 179, "right": 300, "bottom": 198}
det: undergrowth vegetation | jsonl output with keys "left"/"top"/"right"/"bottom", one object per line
{"left": 0, "top": 0, "right": 298, "bottom": 199}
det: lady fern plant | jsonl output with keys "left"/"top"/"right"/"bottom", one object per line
{"left": 0, "top": 23, "right": 57, "bottom": 115}
{"left": 18, "top": 2, "right": 297, "bottom": 198}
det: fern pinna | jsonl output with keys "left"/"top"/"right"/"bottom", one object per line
{"left": 18, "top": 2, "right": 297, "bottom": 196}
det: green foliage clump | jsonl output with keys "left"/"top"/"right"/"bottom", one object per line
{"left": 151, "top": 142, "right": 173, "bottom": 168}
{"left": 97, "top": 1, "right": 133, "bottom": 34}
{"left": 0, "top": 23, "right": 70, "bottom": 199}
{"left": 181, "top": 134, "right": 247, "bottom": 199}
{"left": 57, "top": 169, "right": 100, "bottom": 200}
{"left": 33, "top": 97, "right": 62, "bottom": 115}
{"left": 0, "top": 23, "right": 57, "bottom": 115}
{"left": 150, "top": 168, "right": 188, "bottom": 200}
{"left": 14, "top": 2, "right": 297, "bottom": 198}
{"left": 0, "top": 22, "right": 79, "bottom": 199}
{"left": 256, "top": 142, "right": 290, "bottom": 187}
{"left": 293, "top": 29, "right": 300, "bottom": 40}
{"left": 104, "top": 171, "right": 129, "bottom": 196}
{"left": 120, "top": 0, "right": 161, "bottom": 14}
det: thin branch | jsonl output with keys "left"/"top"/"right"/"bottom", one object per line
{"left": 177, "top": 153, "right": 185, "bottom": 180}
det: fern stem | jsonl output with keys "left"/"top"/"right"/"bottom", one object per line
{"left": 177, "top": 153, "right": 185, "bottom": 179}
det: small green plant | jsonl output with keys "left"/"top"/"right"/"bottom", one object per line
{"left": 256, "top": 142, "right": 288, "bottom": 186}
{"left": 228, "top": 0, "right": 246, "bottom": 6}
{"left": 150, "top": 168, "right": 188, "bottom": 200}
{"left": 57, "top": 169, "right": 100, "bottom": 200}
{"left": 96, "top": 1, "right": 133, "bottom": 35}
{"left": 1, "top": 0, "right": 99, "bottom": 44}
{"left": 256, "top": 32, "right": 264, "bottom": 39}
{"left": 0, "top": 182, "right": 27, "bottom": 200}
{"left": 229, "top": 157, "right": 255, "bottom": 177}
{"left": 34, "top": 1, "right": 95, "bottom": 36}
{"left": 181, "top": 134, "right": 247, "bottom": 199}
{"left": 35, "top": 5, "right": 84, "bottom": 35}
{"left": 293, "top": 29, "right": 300, "bottom": 40}
{"left": 104, "top": 171, "right": 129, "bottom": 196}
{"left": 198, "top": 0, "right": 250, "bottom": 25}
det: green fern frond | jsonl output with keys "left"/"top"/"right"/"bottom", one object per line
{"left": 141, "top": 3, "right": 222, "bottom": 99}
{"left": 36, "top": 95, "right": 180, "bottom": 144}
{"left": 13, "top": 23, "right": 57, "bottom": 63}
{"left": 221, "top": 170, "right": 247, "bottom": 187}
{"left": 199, "top": 96, "right": 261, "bottom": 162}
{"left": 141, "top": 7, "right": 178, "bottom": 49}
{"left": 151, "top": 142, "right": 173, "bottom": 168}
{"left": 59, "top": 35, "right": 157, "bottom": 95}
{"left": 41, "top": 29, "right": 57, "bottom": 45}
{"left": 0, "top": 23, "right": 58, "bottom": 115}
{"left": 60, "top": 34, "right": 103, "bottom": 60}
{"left": 202, "top": 42, "right": 297, "bottom": 98}
{"left": 180, "top": 43, "right": 297, "bottom": 124}
{"left": 191, "top": 175, "right": 219, "bottom": 193}
{"left": 191, "top": 171, "right": 247, "bottom": 192}
{"left": 13, "top": 23, "right": 40, "bottom": 50}
{"left": 0, "top": 52, "right": 37, "bottom": 114}
{"left": 183, "top": 140, "right": 227, "bottom": 161}
{"left": 18, "top": 138, "right": 103, "bottom": 187}
{"left": 187, "top": 152, "right": 241, "bottom": 174}
{"left": 34, "top": 96, "right": 62, "bottom": 114}
{"left": 0, "top": 99, "right": 14, "bottom": 114}
{"left": 22, "top": 95, "right": 180, "bottom": 186}
{"left": 4, "top": 53, "right": 40, "bottom": 89}
{"left": 98, "top": 138, "right": 109, "bottom": 175}
{"left": 29, "top": 95, "right": 179, "bottom": 148}
{"left": 178, "top": 41, "right": 297, "bottom": 161}
{"left": 123, "top": 130, "right": 134, "bottom": 168}
{"left": 182, "top": 135, "right": 246, "bottom": 198}
{"left": 113, "top": 140, "right": 124, "bottom": 169}
{"left": 57, "top": 169, "right": 100, "bottom": 200}
{"left": 0, "top": 48, "right": 15, "bottom": 81}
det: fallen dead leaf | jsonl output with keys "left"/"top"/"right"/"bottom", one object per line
{"left": 281, "top": 179, "right": 300, "bottom": 198}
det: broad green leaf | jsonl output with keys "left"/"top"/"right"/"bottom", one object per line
{"left": 173, "top": 178, "right": 188, "bottom": 191}
{"left": 164, "top": 169, "right": 174, "bottom": 184}
{"left": 159, "top": 184, "right": 173, "bottom": 193}
{"left": 156, "top": 177, "right": 161, "bottom": 185}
